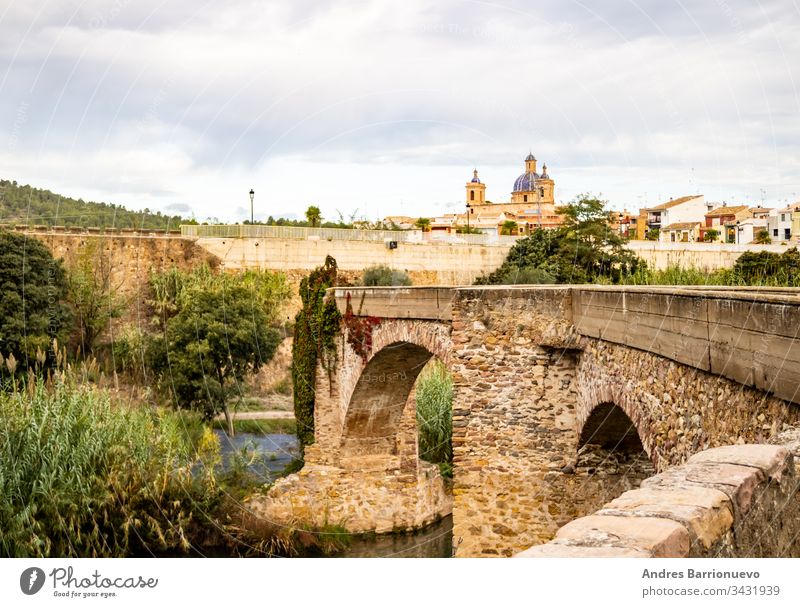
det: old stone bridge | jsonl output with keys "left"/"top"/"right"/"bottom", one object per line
{"left": 251, "top": 285, "right": 800, "bottom": 557}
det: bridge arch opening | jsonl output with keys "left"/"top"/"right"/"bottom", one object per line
{"left": 571, "top": 402, "right": 655, "bottom": 511}
{"left": 339, "top": 341, "right": 452, "bottom": 477}
{"left": 579, "top": 402, "right": 645, "bottom": 453}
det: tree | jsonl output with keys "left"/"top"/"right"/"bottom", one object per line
{"left": 153, "top": 284, "right": 280, "bottom": 436}
{"left": 415, "top": 217, "right": 431, "bottom": 232}
{"left": 754, "top": 229, "right": 772, "bottom": 244}
{"left": 0, "top": 230, "right": 71, "bottom": 370}
{"left": 305, "top": 205, "right": 322, "bottom": 227}
{"left": 500, "top": 220, "right": 518, "bottom": 235}
{"left": 476, "top": 194, "right": 642, "bottom": 285}
{"left": 704, "top": 229, "right": 720, "bottom": 242}
{"left": 645, "top": 228, "right": 660, "bottom": 241}
{"left": 147, "top": 265, "right": 289, "bottom": 435}
{"left": 65, "top": 239, "right": 125, "bottom": 354}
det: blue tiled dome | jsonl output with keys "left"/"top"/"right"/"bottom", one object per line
{"left": 525, "top": 152, "right": 536, "bottom": 162}
{"left": 513, "top": 171, "right": 540, "bottom": 192}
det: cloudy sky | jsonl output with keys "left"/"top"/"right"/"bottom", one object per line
{"left": 1, "top": 0, "right": 799, "bottom": 223}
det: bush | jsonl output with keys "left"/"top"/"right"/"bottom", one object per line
{"left": 415, "top": 360, "right": 453, "bottom": 468}
{"left": 362, "top": 265, "right": 412, "bottom": 287}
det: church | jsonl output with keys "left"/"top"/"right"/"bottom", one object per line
{"left": 461, "top": 153, "right": 563, "bottom": 235}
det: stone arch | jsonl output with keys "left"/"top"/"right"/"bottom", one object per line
{"left": 337, "top": 319, "right": 452, "bottom": 467}
{"left": 578, "top": 402, "right": 645, "bottom": 452}
{"left": 575, "top": 346, "right": 662, "bottom": 469}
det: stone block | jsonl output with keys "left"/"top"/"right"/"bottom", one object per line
{"left": 555, "top": 515, "right": 690, "bottom": 557}
{"left": 596, "top": 486, "right": 733, "bottom": 550}
{"left": 689, "top": 445, "right": 791, "bottom": 480}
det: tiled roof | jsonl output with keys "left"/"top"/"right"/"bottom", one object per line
{"left": 705, "top": 205, "right": 749, "bottom": 217}
{"left": 662, "top": 221, "right": 701, "bottom": 230}
{"left": 645, "top": 195, "right": 703, "bottom": 211}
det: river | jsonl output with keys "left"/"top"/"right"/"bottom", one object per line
{"left": 214, "top": 430, "right": 453, "bottom": 558}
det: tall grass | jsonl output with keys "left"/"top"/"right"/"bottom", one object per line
{"left": 415, "top": 360, "right": 453, "bottom": 470}
{"left": 0, "top": 374, "right": 220, "bottom": 557}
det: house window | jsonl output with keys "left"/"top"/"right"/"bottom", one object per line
{"left": 781, "top": 214, "right": 786, "bottom": 222}
{"left": 670, "top": 233, "right": 676, "bottom": 242}
{"left": 785, "top": 228, "right": 791, "bottom": 240}
{"left": 523, "top": 195, "right": 528, "bottom": 202}
{"left": 773, "top": 229, "right": 779, "bottom": 237}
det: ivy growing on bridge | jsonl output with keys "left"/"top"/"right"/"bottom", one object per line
{"left": 291, "top": 256, "right": 342, "bottom": 448}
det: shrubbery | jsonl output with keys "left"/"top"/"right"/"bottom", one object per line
{"left": 415, "top": 360, "right": 453, "bottom": 476}
{"left": 362, "top": 264, "right": 412, "bottom": 286}
{"left": 0, "top": 371, "right": 220, "bottom": 557}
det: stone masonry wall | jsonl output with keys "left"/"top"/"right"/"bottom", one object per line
{"left": 577, "top": 339, "right": 800, "bottom": 471}
{"left": 449, "top": 287, "right": 800, "bottom": 557}
{"left": 517, "top": 442, "right": 800, "bottom": 557}
{"left": 449, "top": 289, "right": 656, "bottom": 557}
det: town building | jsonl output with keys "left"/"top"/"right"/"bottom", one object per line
{"left": 461, "top": 153, "right": 563, "bottom": 235}
{"left": 701, "top": 204, "right": 751, "bottom": 242}
{"left": 731, "top": 217, "right": 769, "bottom": 244}
{"left": 635, "top": 195, "right": 710, "bottom": 240}
{"left": 609, "top": 209, "right": 638, "bottom": 238}
{"left": 660, "top": 221, "right": 701, "bottom": 243}
{"left": 766, "top": 205, "right": 797, "bottom": 243}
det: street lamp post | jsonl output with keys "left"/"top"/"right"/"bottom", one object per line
{"left": 249, "top": 189, "right": 255, "bottom": 224}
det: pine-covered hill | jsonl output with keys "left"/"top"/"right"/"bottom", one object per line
{"left": 0, "top": 179, "right": 188, "bottom": 230}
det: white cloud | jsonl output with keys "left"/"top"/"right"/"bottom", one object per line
{"left": 1, "top": 0, "right": 799, "bottom": 219}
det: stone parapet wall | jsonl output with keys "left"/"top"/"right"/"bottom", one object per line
{"left": 516, "top": 443, "right": 800, "bottom": 557}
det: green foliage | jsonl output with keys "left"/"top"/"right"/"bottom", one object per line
{"left": 362, "top": 264, "right": 412, "bottom": 287}
{"left": 455, "top": 224, "right": 482, "bottom": 234}
{"left": 148, "top": 264, "right": 290, "bottom": 326}
{"left": 305, "top": 205, "right": 322, "bottom": 227}
{"left": 149, "top": 283, "right": 281, "bottom": 419}
{"left": 704, "top": 229, "right": 720, "bottom": 242}
{"left": 620, "top": 248, "right": 800, "bottom": 287}
{"left": 645, "top": 228, "right": 660, "bottom": 241}
{"left": 0, "top": 375, "right": 220, "bottom": 557}
{"left": 731, "top": 248, "right": 800, "bottom": 286}
{"left": 65, "top": 239, "right": 125, "bottom": 354}
{"left": 477, "top": 195, "right": 643, "bottom": 285}
{"left": 0, "top": 230, "right": 71, "bottom": 369}
{"left": 500, "top": 220, "right": 518, "bottom": 235}
{"left": 754, "top": 229, "right": 772, "bottom": 244}
{"left": 0, "top": 178, "right": 185, "bottom": 229}
{"left": 415, "top": 360, "right": 453, "bottom": 467}
{"left": 291, "top": 256, "right": 341, "bottom": 447}
{"left": 415, "top": 217, "right": 431, "bottom": 231}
